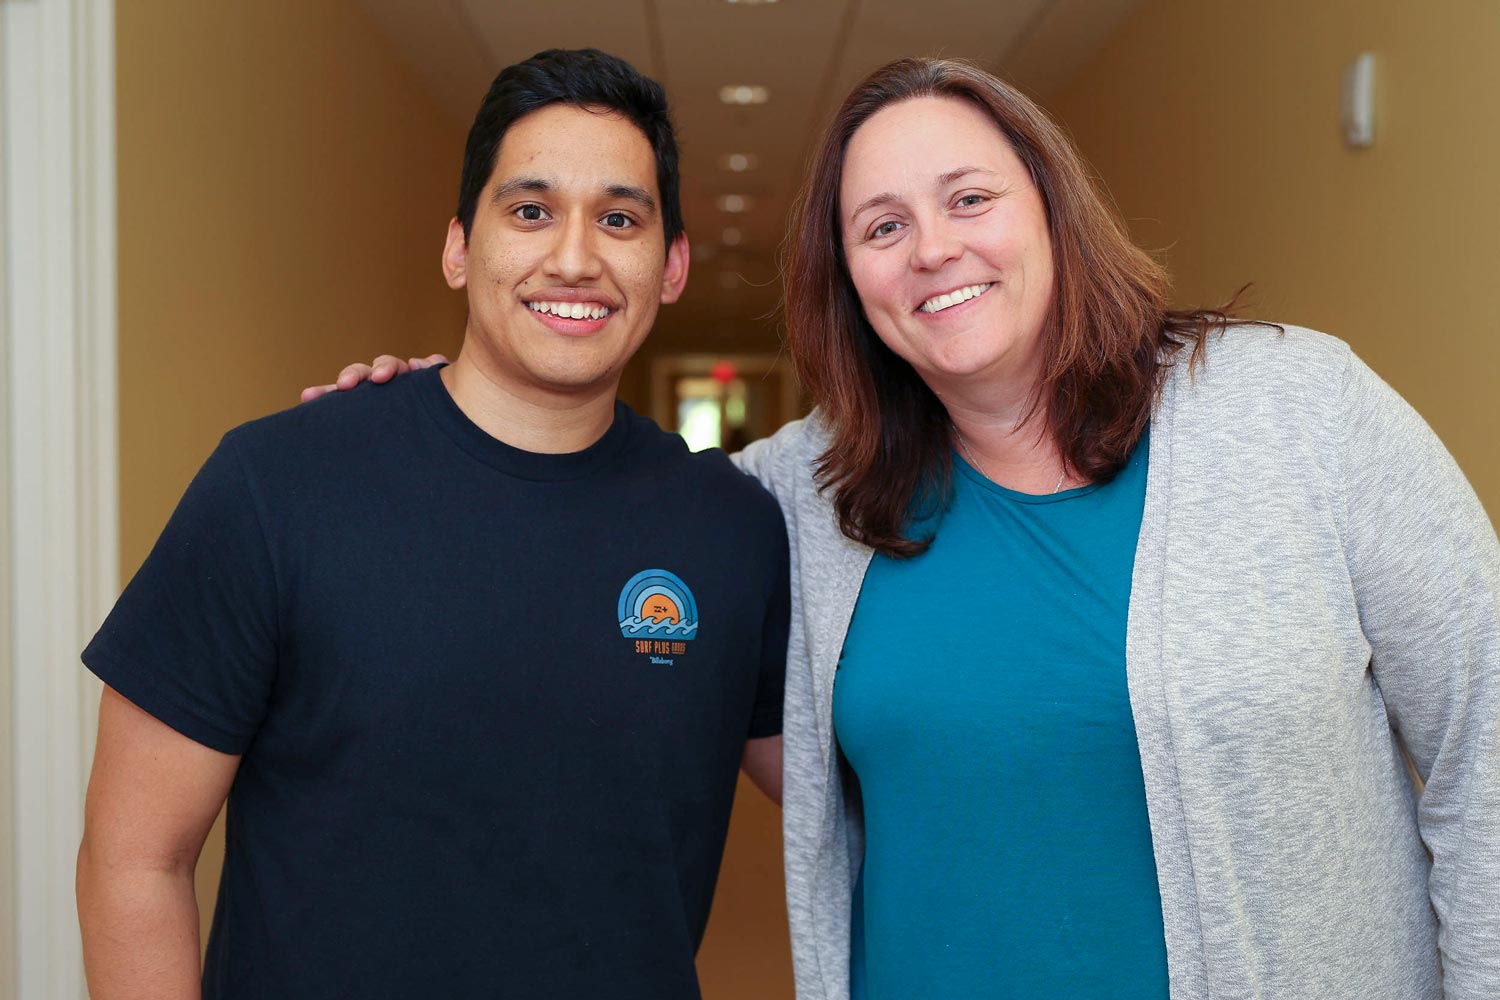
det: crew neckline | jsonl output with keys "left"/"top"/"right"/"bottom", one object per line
{"left": 951, "top": 453, "right": 1101, "bottom": 505}
{"left": 412, "top": 365, "right": 633, "bottom": 482}
{"left": 950, "top": 424, "right": 1150, "bottom": 506}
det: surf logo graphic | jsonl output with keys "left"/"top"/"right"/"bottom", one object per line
{"left": 617, "top": 569, "right": 699, "bottom": 642}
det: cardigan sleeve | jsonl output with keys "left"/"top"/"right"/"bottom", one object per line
{"left": 736, "top": 415, "right": 856, "bottom": 999}
{"left": 1338, "top": 352, "right": 1500, "bottom": 997}
{"left": 733, "top": 416, "right": 810, "bottom": 500}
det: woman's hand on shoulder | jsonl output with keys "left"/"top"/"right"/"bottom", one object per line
{"left": 299, "top": 353, "right": 449, "bottom": 402}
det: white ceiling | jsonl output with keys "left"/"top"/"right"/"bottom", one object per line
{"left": 357, "top": 0, "right": 1139, "bottom": 343}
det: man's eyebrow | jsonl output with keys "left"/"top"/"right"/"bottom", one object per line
{"left": 605, "top": 184, "right": 657, "bottom": 214}
{"left": 490, "top": 177, "right": 657, "bottom": 216}
{"left": 490, "top": 176, "right": 551, "bottom": 202}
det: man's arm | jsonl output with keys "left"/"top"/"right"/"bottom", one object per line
{"left": 740, "top": 734, "right": 782, "bottom": 806}
{"left": 77, "top": 685, "right": 241, "bottom": 1000}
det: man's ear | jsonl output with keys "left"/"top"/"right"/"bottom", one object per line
{"left": 442, "top": 218, "right": 468, "bottom": 290}
{"left": 659, "top": 233, "right": 690, "bottom": 304}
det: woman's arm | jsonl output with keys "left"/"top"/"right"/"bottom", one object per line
{"left": 299, "top": 353, "right": 449, "bottom": 402}
{"left": 1338, "top": 353, "right": 1500, "bottom": 998}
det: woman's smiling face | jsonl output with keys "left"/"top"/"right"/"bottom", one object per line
{"left": 839, "top": 95, "right": 1055, "bottom": 398}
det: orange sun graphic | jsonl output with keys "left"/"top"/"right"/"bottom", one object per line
{"left": 642, "top": 594, "right": 681, "bottom": 624}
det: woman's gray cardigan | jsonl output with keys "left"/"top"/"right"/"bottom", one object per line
{"left": 735, "top": 326, "right": 1500, "bottom": 999}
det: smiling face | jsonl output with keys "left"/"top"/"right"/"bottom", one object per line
{"left": 442, "top": 103, "right": 688, "bottom": 400}
{"left": 839, "top": 95, "right": 1055, "bottom": 400}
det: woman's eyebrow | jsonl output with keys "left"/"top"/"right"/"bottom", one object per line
{"left": 847, "top": 166, "right": 999, "bottom": 224}
{"left": 848, "top": 192, "right": 900, "bottom": 223}
{"left": 937, "top": 166, "right": 994, "bottom": 186}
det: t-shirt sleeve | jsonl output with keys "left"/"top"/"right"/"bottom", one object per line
{"left": 747, "top": 514, "right": 791, "bottom": 739}
{"left": 82, "top": 432, "right": 280, "bottom": 755}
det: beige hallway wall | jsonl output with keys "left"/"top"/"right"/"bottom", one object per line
{"left": 1049, "top": 0, "right": 1500, "bottom": 513}
{"left": 117, "top": 0, "right": 467, "bottom": 954}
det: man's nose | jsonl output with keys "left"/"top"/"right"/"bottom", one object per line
{"left": 544, "top": 215, "right": 604, "bottom": 283}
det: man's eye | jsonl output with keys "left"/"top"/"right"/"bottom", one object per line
{"left": 517, "top": 204, "right": 546, "bottom": 222}
{"left": 602, "top": 212, "right": 633, "bottom": 229}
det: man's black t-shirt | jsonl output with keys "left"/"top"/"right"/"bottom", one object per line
{"left": 83, "top": 367, "right": 789, "bottom": 999}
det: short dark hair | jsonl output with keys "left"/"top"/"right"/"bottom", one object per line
{"left": 456, "top": 48, "right": 684, "bottom": 250}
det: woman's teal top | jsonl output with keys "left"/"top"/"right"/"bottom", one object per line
{"left": 834, "top": 430, "right": 1168, "bottom": 998}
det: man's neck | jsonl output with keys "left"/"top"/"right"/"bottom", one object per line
{"left": 440, "top": 356, "right": 619, "bottom": 455}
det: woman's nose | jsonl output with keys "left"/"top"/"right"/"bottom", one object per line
{"left": 909, "top": 218, "right": 962, "bottom": 272}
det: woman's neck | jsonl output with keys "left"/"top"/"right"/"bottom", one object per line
{"left": 941, "top": 386, "right": 1076, "bottom": 495}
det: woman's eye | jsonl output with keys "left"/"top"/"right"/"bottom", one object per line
{"left": 602, "top": 212, "right": 633, "bottom": 229}
{"left": 871, "top": 220, "right": 902, "bottom": 239}
{"left": 956, "top": 194, "right": 987, "bottom": 208}
{"left": 517, "top": 204, "right": 546, "bottom": 222}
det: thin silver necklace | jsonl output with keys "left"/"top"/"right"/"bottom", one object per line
{"left": 955, "top": 429, "right": 1067, "bottom": 494}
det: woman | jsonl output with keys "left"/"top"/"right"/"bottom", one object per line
{"left": 749, "top": 57, "right": 1498, "bottom": 1000}
{"left": 317, "top": 58, "right": 1498, "bottom": 1000}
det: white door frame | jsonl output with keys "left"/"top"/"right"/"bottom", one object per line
{"left": 2, "top": 0, "right": 118, "bottom": 996}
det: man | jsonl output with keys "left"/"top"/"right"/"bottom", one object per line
{"left": 77, "top": 49, "right": 789, "bottom": 999}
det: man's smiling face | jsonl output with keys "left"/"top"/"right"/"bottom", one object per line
{"left": 442, "top": 103, "right": 688, "bottom": 400}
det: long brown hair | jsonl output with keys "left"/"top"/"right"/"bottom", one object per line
{"left": 785, "top": 57, "right": 1245, "bottom": 557}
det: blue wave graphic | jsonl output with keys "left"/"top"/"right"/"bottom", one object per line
{"left": 618, "top": 616, "right": 699, "bottom": 640}
{"left": 618, "top": 569, "right": 699, "bottom": 625}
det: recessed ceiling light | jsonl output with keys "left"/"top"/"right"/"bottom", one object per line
{"left": 719, "top": 153, "right": 759, "bottom": 172}
{"left": 718, "top": 85, "right": 770, "bottom": 106}
{"left": 721, "top": 226, "right": 744, "bottom": 246}
{"left": 717, "top": 194, "right": 751, "bottom": 213}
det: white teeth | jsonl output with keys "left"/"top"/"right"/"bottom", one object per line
{"left": 919, "top": 282, "right": 993, "bottom": 314}
{"left": 527, "top": 301, "right": 612, "bottom": 320}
